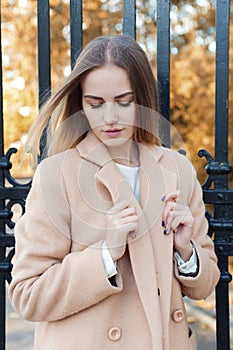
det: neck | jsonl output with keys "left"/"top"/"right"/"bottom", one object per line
{"left": 108, "top": 140, "right": 139, "bottom": 167}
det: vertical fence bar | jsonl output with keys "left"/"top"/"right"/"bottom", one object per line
{"left": 123, "top": 0, "right": 136, "bottom": 39}
{"left": 215, "top": 0, "right": 230, "bottom": 167}
{"left": 0, "top": 5, "right": 3, "bottom": 158}
{"left": 214, "top": 1, "right": 231, "bottom": 349}
{"left": 0, "top": 1, "right": 3, "bottom": 160}
{"left": 157, "top": 0, "right": 170, "bottom": 147}
{"left": 157, "top": 0, "right": 170, "bottom": 122}
{"left": 0, "top": 4, "right": 6, "bottom": 348}
{"left": 37, "top": 0, "right": 51, "bottom": 108}
{"left": 70, "top": 0, "right": 83, "bottom": 69}
{"left": 37, "top": 0, "right": 51, "bottom": 158}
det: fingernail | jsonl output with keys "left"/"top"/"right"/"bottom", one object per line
{"left": 162, "top": 220, "right": 165, "bottom": 227}
{"left": 161, "top": 195, "right": 166, "bottom": 202}
{"left": 163, "top": 228, "right": 168, "bottom": 235}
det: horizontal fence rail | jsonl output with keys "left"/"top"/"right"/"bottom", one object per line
{"left": 0, "top": 1, "right": 232, "bottom": 349}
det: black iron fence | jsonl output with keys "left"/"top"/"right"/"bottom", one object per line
{"left": 0, "top": 1, "right": 232, "bottom": 349}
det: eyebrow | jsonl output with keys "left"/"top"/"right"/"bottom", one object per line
{"left": 83, "top": 91, "right": 134, "bottom": 100}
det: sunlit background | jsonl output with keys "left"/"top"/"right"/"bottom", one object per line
{"left": 1, "top": 0, "right": 233, "bottom": 186}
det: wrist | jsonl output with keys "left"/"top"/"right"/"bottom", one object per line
{"left": 175, "top": 242, "right": 193, "bottom": 262}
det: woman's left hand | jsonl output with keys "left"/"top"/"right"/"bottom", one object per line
{"left": 162, "top": 190, "right": 194, "bottom": 262}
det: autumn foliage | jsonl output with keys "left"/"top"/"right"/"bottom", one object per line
{"left": 1, "top": 0, "right": 233, "bottom": 186}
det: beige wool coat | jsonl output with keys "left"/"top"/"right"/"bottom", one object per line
{"left": 9, "top": 131, "right": 220, "bottom": 350}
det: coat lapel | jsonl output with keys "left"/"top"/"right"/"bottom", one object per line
{"left": 133, "top": 144, "right": 177, "bottom": 349}
{"left": 146, "top": 161, "right": 177, "bottom": 348}
{"left": 96, "top": 158, "right": 164, "bottom": 349}
{"left": 76, "top": 133, "right": 177, "bottom": 350}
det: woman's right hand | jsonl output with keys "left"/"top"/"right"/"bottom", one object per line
{"left": 105, "top": 200, "right": 138, "bottom": 262}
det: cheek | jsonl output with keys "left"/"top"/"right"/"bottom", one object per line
{"left": 84, "top": 112, "right": 102, "bottom": 131}
{"left": 121, "top": 108, "right": 136, "bottom": 127}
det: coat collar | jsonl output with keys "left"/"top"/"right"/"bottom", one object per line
{"left": 76, "top": 131, "right": 164, "bottom": 167}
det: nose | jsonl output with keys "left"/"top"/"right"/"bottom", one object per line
{"left": 103, "top": 102, "right": 119, "bottom": 124}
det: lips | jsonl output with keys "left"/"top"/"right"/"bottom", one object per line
{"left": 104, "top": 128, "right": 124, "bottom": 137}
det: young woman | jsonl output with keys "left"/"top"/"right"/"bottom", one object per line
{"left": 9, "top": 35, "right": 220, "bottom": 350}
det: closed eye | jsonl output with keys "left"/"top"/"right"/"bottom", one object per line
{"left": 117, "top": 101, "right": 132, "bottom": 107}
{"left": 116, "top": 99, "right": 134, "bottom": 107}
{"left": 90, "top": 101, "right": 133, "bottom": 108}
{"left": 90, "top": 103, "right": 103, "bottom": 109}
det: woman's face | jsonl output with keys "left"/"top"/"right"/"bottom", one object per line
{"left": 81, "top": 65, "right": 136, "bottom": 148}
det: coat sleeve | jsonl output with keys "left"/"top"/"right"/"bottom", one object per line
{"left": 8, "top": 157, "right": 122, "bottom": 323}
{"left": 174, "top": 158, "right": 220, "bottom": 300}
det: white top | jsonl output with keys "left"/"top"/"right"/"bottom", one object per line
{"left": 116, "top": 162, "right": 140, "bottom": 202}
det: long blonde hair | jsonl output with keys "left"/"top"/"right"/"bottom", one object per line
{"left": 26, "top": 35, "right": 161, "bottom": 167}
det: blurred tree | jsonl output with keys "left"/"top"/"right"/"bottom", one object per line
{"left": 169, "top": 1, "right": 233, "bottom": 186}
{"left": 1, "top": 0, "right": 233, "bottom": 184}
{"left": 137, "top": 0, "right": 232, "bottom": 185}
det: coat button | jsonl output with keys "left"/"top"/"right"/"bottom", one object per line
{"left": 108, "top": 327, "right": 122, "bottom": 341}
{"left": 172, "top": 309, "right": 185, "bottom": 322}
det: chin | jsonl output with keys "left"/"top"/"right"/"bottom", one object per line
{"left": 102, "top": 137, "right": 132, "bottom": 148}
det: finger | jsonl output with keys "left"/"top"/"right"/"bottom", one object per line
{"left": 120, "top": 206, "right": 136, "bottom": 218}
{"left": 164, "top": 208, "right": 180, "bottom": 234}
{"left": 108, "top": 206, "right": 136, "bottom": 224}
{"left": 179, "top": 209, "right": 194, "bottom": 227}
{"left": 124, "top": 221, "right": 138, "bottom": 233}
{"left": 162, "top": 201, "right": 177, "bottom": 226}
{"left": 162, "top": 190, "right": 180, "bottom": 203}
{"left": 166, "top": 209, "right": 194, "bottom": 234}
{"left": 165, "top": 211, "right": 181, "bottom": 234}
{"left": 163, "top": 203, "right": 184, "bottom": 233}
{"left": 114, "top": 221, "right": 138, "bottom": 238}
{"left": 108, "top": 200, "right": 129, "bottom": 214}
{"left": 171, "top": 207, "right": 193, "bottom": 227}
{"left": 119, "top": 214, "right": 138, "bottom": 225}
